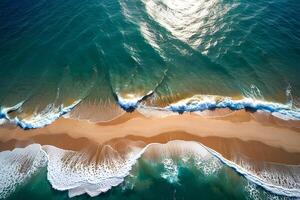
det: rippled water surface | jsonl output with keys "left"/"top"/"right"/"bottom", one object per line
{"left": 3, "top": 142, "right": 298, "bottom": 200}
{"left": 1, "top": 0, "right": 300, "bottom": 199}
{"left": 0, "top": 0, "right": 300, "bottom": 199}
{"left": 1, "top": 0, "right": 300, "bottom": 122}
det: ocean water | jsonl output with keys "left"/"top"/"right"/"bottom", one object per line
{"left": 2, "top": 141, "right": 299, "bottom": 200}
{"left": 0, "top": 0, "right": 300, "bottom": 124}
{"left": 1, "top": 0, "right": 300, "bottom": 199}
{"left": 6, "top": 161, "right": 291, "bottom": 200}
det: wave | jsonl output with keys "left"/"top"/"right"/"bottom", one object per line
{"left": 142, "top": 141, "right": 300, "bottom": 197}
{"left": 0, "top": 141, "right": 299, "bottom": 199}
{"left": 114, "top": 69, "right": 168, "bottom": 112}
{"left": 43, "top": 143, "right": 147, "bottom": 197}
{"left": 163, "top": 95, "right": 300, "bottom": 120}
{"left": 0, "top": 101, "right": 24, "bottom": 125}
{"left": 120, "top": 94, "right": 300, "bottom": 120}
{"left": 1, "top": 92, "right": 300, "bottom": 131}
{"left": 0, "top": 144, "right": 47, "bottom": 199}
{"left": 114, "top": 91, "right": 154, "bottom": 112}
{"left": 204, "top": 144, "right": 300, "bottom": 197}
{"left": 0, "top": 100, "right": 81, "bottom": 129}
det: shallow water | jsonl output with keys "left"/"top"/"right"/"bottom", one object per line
{"left": 1, "top": 0, "right": 300, "bottom": 199}
{"left": 1, "top": 141, "right": 299, "bottom": 199}
{"left": 4, "top": 142, "right": 296, "bottom": 200}
{"left": 0, "top": 0, "right": 300, "bottom": 123}
{"left": 7, "top": 164, "right": 286, "bottom": 200}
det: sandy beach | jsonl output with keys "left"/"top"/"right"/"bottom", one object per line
{"left": 1, "top": 109, "right": 300, "bottom": 165}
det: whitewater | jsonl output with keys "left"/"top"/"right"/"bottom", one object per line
{"left": 0, "top": 140, "right": 299, "bottom": 199}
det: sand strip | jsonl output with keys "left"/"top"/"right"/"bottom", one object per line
{"left": 0, "top": 110, "right": 300, "bottom": 164}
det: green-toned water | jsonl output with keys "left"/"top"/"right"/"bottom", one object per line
{"left": 0, "top": 0, "right": 300, "bottom": 122}
{"left": 0, "top": 139, "right": 298, "bottom": 200}
{"left": 1, "top": 0, "right": 300, "bottom": 199}
{"left": 8, "top": 159, "right": 291, "bottom": 200}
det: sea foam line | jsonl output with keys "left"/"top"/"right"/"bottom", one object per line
{"left": 163, "top": 95, "right": 300, "bottom": 120}
{"left": 1, "top": 141, "right": 299, "bottom": 198}
{"left": 116, "top": 93, "right": 300, "bottom": 120}
{"left": 114, "top": 91, "right": 154, "bottom": 112}
{"left": 1, "top": 94, "right": 300, "bottom": 130}
{"left": 140, "top": 140, "right": 300, "bottom": 198}
{"left": 0, "top": 144, "right": 48, "bottom": 199}
{"left": 0, "top": 100, "right": 81, "bottom": 129}
{"left": 201, "top": 143, "right": 300, "bottom": 198}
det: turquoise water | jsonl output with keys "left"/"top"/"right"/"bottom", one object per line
{"left": 1, "top": 0, "right": 300, "bottom": 199}
{"left": 0, "top": 0, "right": 300, "bottom": 122}
{"left": 1, "top": 142, "right": 299, "bottom": 200}
{"left": 7, "top": 158, "right": 292, "bottom": 200}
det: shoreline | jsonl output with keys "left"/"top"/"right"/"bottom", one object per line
{"left": 1, "top": 109, "right": 300, "bottom": 165}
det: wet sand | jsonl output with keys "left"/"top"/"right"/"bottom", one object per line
{"left": 0, "top": 109, "right": 300, "bottom": 165}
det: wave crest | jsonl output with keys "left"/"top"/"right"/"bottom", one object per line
{"left": 164, "top": 95, "right": 300, "bottom": 120}
{"left": 0, "top": 144, "right": 47, "bottom": 199}
{"left": 1, "top": 141, "right": 298, "bottom": 198}
{"left": 0, "top": 100, "right": 81, "bottom": 129}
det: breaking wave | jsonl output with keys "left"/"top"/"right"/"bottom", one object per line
{"left": 43, "top": 144, "right": 147, "bottom": 197}
{"left": 0, "top": 100, "right": 81, "bottom": 129}
{"left": 1, "top": 92, "right": 300, "bottom": 131}
{"left": 164, "top": 95, "right": 300, "bottom": 120}
{"left": 118, "top": 94, "right": 300, "bottom": 120}
{"left": 0, "top": 141, "right": 299, "bottom": 199}
{"left": 0, "top": 145, "right": 47, "bottom": 199}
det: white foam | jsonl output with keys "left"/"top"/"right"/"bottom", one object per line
{"left": 136, "top": 106, "right": 177, "bottom": 118}
{"left": 165, "top": 95, "right": 300, "bottom": 120}
{"left": 202, "top": 144, "right": 300, "bottom": 197}
{"left": 0, "top": 144, "right": 47, "bottom": 199}
{"left": 43, "top": 144, "right": 147, "bottom": 197}
{"left": 1, "top": 141, "right": 299, "bottom": 198}
{"left": 0, "top": 100, "right": 81, "bottom": 129}
{"left": 116, "top": 91, "right": 153, "bottom": 112}
{"left": 161, "top": 158, "right": 179, "bottom": 183}
{"left": 233, "top": 156, "right": 300, "bottom": 190}
{"left": 141, "top": 141, "right": 300, "bottom": 197}
{"left": 142, "top": 141, "right": 222, "bottom": 180}
{"left": 0, "top": 101, "right": 24, "bottom": 116}
{"left": 1, "top": 94, "right": 299, "bottom": 131}
{"left": 245, "top": 182, "right": 262, "bottom": 200}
